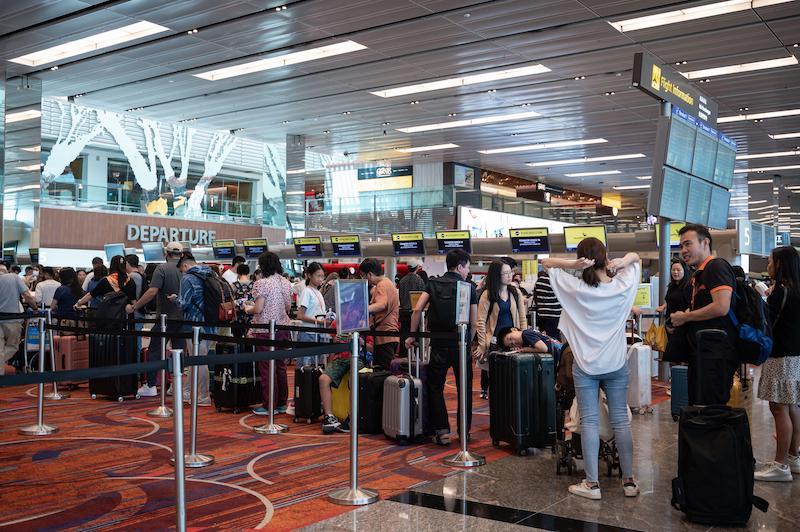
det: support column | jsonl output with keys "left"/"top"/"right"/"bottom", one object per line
{"left": 658, "top": 101, "right": 672, "bottom": 307}
{"left": 285, "top": 134, "right": 306, "bottom": 241}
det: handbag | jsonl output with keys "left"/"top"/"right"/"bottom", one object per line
{"left": 565, "top": 389, "right": 632, "bottom": 441}
{"left": 645, "top": 321, "right": 668, "bottom": 352}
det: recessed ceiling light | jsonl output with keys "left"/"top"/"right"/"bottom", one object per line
{"left": 21, "top": 146, "right": 41, "bottom": 152}
{"left": 369, "top": 64, "right": 550, "bottom": 98}
{"left": 395, "top": 143, "right": 459, "bottom": 153}
{"left": 50, "top": 65, "right": 58, "bottom": 71}
{"left": 613, "top": 184, "right": 650, "bottom": 190}
{"left": 477, "top": 138, "right": 607, "bottom": 154}
{"left": 718, "top": 107, "right": 800, "bottom": 123}
{"left": 675, "top": 60, "right": 688, "bottom": 66}
{"left": 607, "top": 0, "right": 796, "bottom": 32}
{"left": 739, "top": 107, "right": 749, "bottom": 111}
{"left": 754, "top": 119, "right": 763, "bottom": 122}
{"left": 382, "top": 121, "right": 390, "bottom": 126}
{"left": 282, "top": 120, "right": 289, "bottom": 124}
{"left": 342, "top": 111, "right": 351, "bottom": 115}
{"left": 521, "top": 103, "right": 531, "bottom": 107}
{"left": 604, "top": 91, "right": 616, "bottom": 95}
{"left": 747, "top": 179, "right": 775, "bottom": 184}
{"left": 410, "top": 100, "right": 420, "bottom": 105}
{"left": 6, "top": 110, "right": 41, "bottom": 123}
{"left": 736, "top": 150, "right": 799, "bottom": 159}
{"left": 187, "top": 29, "right": 199, "bottom": 35}
{"left": 397, "top": 111, "right": 540, "bottom": 133}
{"left": 448, "top": 113, "right": 457, "bottom": 117}
{"left": 322, "top": 130, "right": 330, "bottom": 134}
{"left": 698, "top": 78, "right": 711, "bottom": 83}
{"left": 574, "top": 75, "right": 586, "bottom": 80}
{"left": 768, "top": 132, "right": 800, "bottom": 139}
{"left": 735, "top": 164, "right": 800, "bottom": 173}
{"left": 635, "top": 175, "right": 652, "bottom": 180}
{"left": 487, "top": 88, "right": 497, "bottom": 93}
{"left": 527, "top": 153, "right": 646, "bottom": 166}
{"left": 194, "top": 40, "right": 367, "bottom": 81}
{"left": 681, "top": 56, "right": 798, "bottom": 79}
{"left": 9, "top": 21, "right": 169, "bottom": 66}
{"left": 565, "top": 170, "right": 622, "bottom": 177}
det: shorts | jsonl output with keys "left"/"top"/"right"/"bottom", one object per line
{"left": 325, "top": 357, "right": 364, "bottom": 388}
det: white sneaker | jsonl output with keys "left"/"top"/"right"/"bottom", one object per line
{"left": 787, "top": 455, "right": 800, "bottom": 474}
{"left": 623, "top": 480, "right": 640, "bottom": 497}
{"left": 569, "top": 480, "right": 601, "bottom": 500}
{"left": 754, "top": 462, "right": 792, "bottom": 482}
{"left": 137, "top": 384, "right": 158, "bottom": 397}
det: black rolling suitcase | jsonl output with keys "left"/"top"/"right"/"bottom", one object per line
{"left": 294, "top": 362, "right": 323, "bottom": 423}
{"left": 89, "top": 333, "right": 139, "bottom": 401}
{"left": 358, "top": 369, "right": 391, "bottom": 434}
{"left": 213, "top": 343, "right": 262, "bottom": 413}
{"left": 671, "top": 329, "right": 768, "bottom": 526}
{"left": 489, "top": 351, "right": 556, "bottom": 455}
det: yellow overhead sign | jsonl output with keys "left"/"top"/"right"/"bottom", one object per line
{"left": 601, "top": 192, "right": 622, "bottom": 210}
{"left": 392, "top": 232, "right": 424, "bottom": 242}
{"left": 510, "top": 228, "right": 548, "bottom": 238}
{"left": 243, "top": 238, "right": 267, "bottom": 247}
{"left": 294, "top": 237, "right": 321, "bottom": 246}
{"left": 331, "top": 235, "right": 359, "bottom": 244}
{"left": 212, "top": 239, "right": 236, "bottom": 248}
{"left": 436, "top": 231, "right": 470, "bottom": 240}
{"left": 563, "top": 226, "right": 607, "bottom": 251}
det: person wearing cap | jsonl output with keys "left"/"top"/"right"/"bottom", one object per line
{"left": 127, "top": 241, "right": 185, "bottom": 398}
{"left": 397, "top": 258, "right": 426, "bottom": 333}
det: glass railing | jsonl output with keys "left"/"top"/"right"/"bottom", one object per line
{"left": 40, "top": 183, "right": 262, "bottom": 225}
{"left": 305, "top": 186, "right": 454, "bottom": 215}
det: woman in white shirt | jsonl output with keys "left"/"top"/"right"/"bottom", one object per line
{"left": 543, "top": 237, "right": 640, "bottom": 501}
{"left": 296, "top": 262, "right": 328, "bottom": 366}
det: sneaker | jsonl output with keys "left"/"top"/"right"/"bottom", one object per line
{"left": 137, "top": 384, "right": 158, "bottom": 397}
{"left": 754, "top": 462, "right": 792, "bottom": 482}
{"left": 252, "top": 406, "right": 269, "bottom": 416}
{"left": 787, "top": 455, "right": 800, "bottom": 474}
{"left": 274, "top": 405, "right": 288, "bottom": 415}
{"left": 197, "top": 397, "right": 213, "bottom": 407}
{"left": 623, "top": 480, "right": 640, "bottom": 497}
{"left": 336, "top": 416, "right": 351, "bottom": 433}
{"left": 285, "top": 405, "right": 296, "bottom": 416}
{"left": 569, "top": 480, "right": 601, "bottom": 500}
{"left": 480, "top": 390, "right": 488, "bottom": 400}
{"left": 166, "top": 385, "right": 173, "bottom": 396}
{"left": 322, "top": 415, "right": 341, "bottom": 434}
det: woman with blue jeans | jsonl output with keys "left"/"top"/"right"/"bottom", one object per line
{"left": 544, "top": 238, "right": 640, "bottom": 500}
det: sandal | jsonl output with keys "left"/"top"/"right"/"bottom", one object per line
{"left": 434, "top": 432, "right": 451, "bottom": 446}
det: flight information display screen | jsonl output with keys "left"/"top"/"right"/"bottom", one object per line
{"left": 658, "top": 168, "right": 690, "bottom": 221}
{"left": 243, "top": 239, "right": 268, "bottom": 258}
{"left": 294, "top": 237, "right": 322, "bottom": 258}
{"left": 764, "top": 226, "right": 776, "bottom": 256}
{"left": 509, "top": 228, "right": 550, "bottom": 253}
{"left": 707, "top": 187, "right": 731, "bottom": 230}
{"left": 330, "top": 235, "right": 361, "bottom": 257}
{"left": 435, "top": 231, "right": 471, "bottom": 254}
{"left": 691, "top": 121, "right": 718, "bottom": 182}
{"left": 392, "top": 232, "right": 425, "bottom": 256}
{"left": 666, "top": 107, "right": 696, "bottom": 173}
{"left": 751, "top": 224, "right": 764, "bottom": 257}
{"left": 714, "top": 135, "right": 736, "bottom": 189}
{"left": 563, "top": 226, "right": 607, "bottom": 252}
{"left": 212, "top": 239, "right": 237, "bottom": 260}
{"left": 686, "top": 178, "right": 712, "bottom": 225}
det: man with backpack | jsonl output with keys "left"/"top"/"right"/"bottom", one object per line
{"left": 404, "top": 249, "right": 478, "bottom": 446}
{"left": 670, "top": 223, "right": 739, "bottom": 405}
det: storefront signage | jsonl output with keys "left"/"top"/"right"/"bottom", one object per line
{"left": 357, "top": 165, "right": 413, "bottom": 192}
{"left": 126, "top": 224, "right": 216, "bottom": 245}
{"left": 632, "top": 52, "right": 718, "bottom": 124}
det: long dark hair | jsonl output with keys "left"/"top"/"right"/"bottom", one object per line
{"left": 258, "top": 251, "right": 283, "bottom": 277}
{"left": 576, "top": 237, "right": 609, "bottom": 288}
{"left": 58, "top": 267, "right": 84, "bottom": 300}
{"left": 108, "top": 255, "right": 127, "bottom": 286}
{"left": 670, "top": 258, "right": 690, "bottom": 288}
{"left": 93, "top": 262, "right": 107, "bottom": 279}
{"left": 485, "top": 260, "right": 510, "bottom": 303}
{"left": 305, "top": 262, "right": 324, "bottom": 285}
{"left": 772, "top": 246, "right": 800, "bottom": 296}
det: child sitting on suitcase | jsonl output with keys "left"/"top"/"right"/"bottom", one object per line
{"left": 319, "top": 324, "right": 363, "bottom": 434}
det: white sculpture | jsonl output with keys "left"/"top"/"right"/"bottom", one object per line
{"left": 96, "top": 109, "right": 158, "bottom": 191}
{"left": 41, "top": 102, "right": 105, "bottom": 186}
{"left": 185, "top": 131, "right": 237, "bottom": 217}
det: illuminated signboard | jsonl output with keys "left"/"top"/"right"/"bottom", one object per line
{"left": 357, "top": 165, "right": 413, "bottom": 192}
{"left": 294, "top": 236, "right": 323, "bottom": 258}
{"left": 391, "top": 232, "right": 425, "bottom": 256}
{"left": 435, "top": 230, "right": 471, "bottom": 254}
{"left": 212, "top": 239, "right": 237, "bottom": 260}
{"left": 509, "top": 228, "right": 550, "bottom": 253}
{"left": 243, "top": 238, "right": 268, "bottom": 259}
{"left": 563, "top": 226, "right": 607, "bottom": 252}
{"left": 330, "top": 235, "right": 361, "bottom": 257}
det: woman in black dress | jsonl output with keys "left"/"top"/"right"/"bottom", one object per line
{"left": 656, "top": 258, "right": 692, "bottom": 335}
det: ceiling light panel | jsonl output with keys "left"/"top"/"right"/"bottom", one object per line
{"left": 527, "top": 153, "right": 646, "bottom": 166}
{"left": 370, "top": 64, "right": 550, "bottom": 98}
{"left": 564, "top": 170, "right": 622, "bottom": 177}
{"left": 718, "top": 108, "right": 800, "bottom": 123}
{"left": 736, "top": 150, "right": 800, "bottom": 159}
{"left": 607, "top": 0, "right": 796, "bottom": 33}
{"left": 613, "top": 184, "right": 650, "bottom": 190}
{"left": 397, "top": 111, "right": 540, "bottom": 133}
{"left": 681, "top": 56, "right": 798, "bottom": 79}
{"left": 478, "top": 138, "right": 607, "bottom": 154}
{"left": 5, "top": 110, "right": 42, "bottom": 123}
{"left": 9, "top": 21, "right": 169, "bottom": 66}
{"left": 395, "top": 143, "right": 459, "bottom": 153}
{"left": 734, "top": 164, "right": 800, "bottom": 173}
{"left": 769, "top": 132, "right": 800, "bottom": 139}
{"left": 194, "top": 40, "right": 367, "bottom": 81}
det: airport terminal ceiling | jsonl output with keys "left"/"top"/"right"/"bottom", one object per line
{"left": 1, "top": 0, "right": 798, "bottom": 217}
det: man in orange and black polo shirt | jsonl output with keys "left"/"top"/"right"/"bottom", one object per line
{"left": 670, "top": 223, "right": 738, "bottom": 405}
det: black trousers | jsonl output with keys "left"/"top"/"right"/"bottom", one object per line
{"left": 426, "top": 346, "right": 472, "bottom": 436}
{"left": 373, "top": 342, "right": 398, "bottom": 370}
{"left": 537, "top": 316, "right": 560, "bottom": 339}
{"left": 687, "top": 330, "right": 738, "bottom": 405}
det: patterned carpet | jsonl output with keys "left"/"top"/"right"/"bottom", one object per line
{"left": 0, "top": 365, "right": 669, "bottom": 530}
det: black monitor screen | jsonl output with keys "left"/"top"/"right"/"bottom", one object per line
{"left": 212, "top": 240, "right": 237, "bottom": 260}
{"left": 391, "top": 232, "right": 425, "bottom": 256}
{"left": 435, "top": 231, "right": 471, "bottom": 254}
{"left": 330, "top": 235, "right": 361, "bottom": 257}
{"left": 509, "top": 228, "right": 550, "bottom": 253}
{"left": 243, "top": 239, "right": 268, "bottom": 259}
{"left": 294, "top": 237, "right": 323, "bottom": 258}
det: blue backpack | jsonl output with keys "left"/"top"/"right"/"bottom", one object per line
{"left": 727, "top": 277, "right": 772, "bottom": 365}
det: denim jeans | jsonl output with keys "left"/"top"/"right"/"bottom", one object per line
{"left": 572, "top": 363, "right": 634, "bottom": 483}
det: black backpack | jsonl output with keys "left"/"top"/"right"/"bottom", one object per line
{"left": 96, "top": 290, "right": 129, "bottom": 322}
{"left": 426, "top": 276, "right": 458, "bottom": 332}
{"left": 189, "top": 272, "right": 234, "bottom": 325}
{"left": 728, "top": 269, "right": 772, "bottom": 364}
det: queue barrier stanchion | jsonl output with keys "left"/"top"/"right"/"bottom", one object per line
{"left": 170, "top": 349, "right": 188, "bottom": 532}
{"left": 148, "top": 314, "right": 173, "bottom": 418}
{"left": 19, "top": 317, "right": 58, "bottom": 436}
{"left": 254, "top": 320, "right": 288, "bottom": 434}
{"left": 328, "top": 330, "right": 379, "bottom": 506}
{"left": 44, "top": 309, "right": 69, "bottom": 401}
{"left": 443, "top": 323, "right": 485, "bottom": 467}
{"left": 171, "top": 326, "right": 214, "bottom": 468}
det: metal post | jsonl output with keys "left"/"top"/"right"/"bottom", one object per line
{"left": 420, "top": 310, "right": 428, "bottom": 364}
{"left": 44, "top": 309, "right": 69, "bottom": 400}
{"left": 148, "top": 314, "right": 173, "bottom": 418}
{"left": 170, "top": 349, "right": 187, "bottom": 532}
{"left": 329, "top": 331, "right": 378, "bottom": 505}
{"left": 172, "top": 326, "right": 214, "bottom": 467}
{"left": 444, "top": 323, "right": 485, "bottom": 467}
{"left": 254, "top": 320, "right": 288, "bottom": 434}
{"left": 19, "top": 317, "right": 58, "bottom": 435}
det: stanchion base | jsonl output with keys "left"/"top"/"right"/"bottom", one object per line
{"left": 443, "top": 450, "right": 486, "bottom": 467}
{"left": 44, "top": 391, "right": 70, "bottom": 400}
{"left": 170, "top": 453, "right": 215, "bottom": 468}
{"left": 19, "top": 423, "right": 59, "bottom": 436}
{"left": 147, "top": 405, "right": 174, "bottom": 418}
{"left": 328, "top": 487, "right": 379, "bottom": 506}
{"left": 253, "top": 423, "right": 289, "bottom": 434}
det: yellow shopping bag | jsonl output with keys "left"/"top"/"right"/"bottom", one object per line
{"left": 644, "top": 322, "right": 668, "bottom": 352}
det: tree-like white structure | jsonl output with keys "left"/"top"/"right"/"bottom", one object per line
{"left": 96, "top": 109, "right": 158, "bottom": 191}
{"left": 185, "top": 132, "right": 237, "bottom": 218}
{"left": 41, "top": 101, "right": 105, "bottom": 186}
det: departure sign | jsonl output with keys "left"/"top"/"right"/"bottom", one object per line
{"left": 563, "top": 226, "right": 607, "bottom": 252}
{"left": 509, "top": 228, "right": 550, "bottom": 253}
{"left": 294, "top": 236, "right": 322, "bottom": 258}
{"left": 243, "top": 238, "right": 268, "bottom": 258}
{"left": 392, "top": 232, "right": 425, "bottom": 256}
{"left": 435, "top": 230, "right": 471, "bottom": 254}
{"left": 212, "top": 239, "right": 237, "bottom": 260}
{"left": 330, "top": 235, "right": 361, "bottom": 257}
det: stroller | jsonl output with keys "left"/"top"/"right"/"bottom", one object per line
{"left": 554, "top": 345, "right": 621, "bottom": 478}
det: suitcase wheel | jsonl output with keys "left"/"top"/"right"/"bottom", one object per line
{"left": 118, "top": 397, "right": 124, "bottom": 402}
{"left": 233, "top": 408, "right": 241, "bottom": 414}
{"left": 518, "top": 448, "right": 528, "bottom": 457}
{"left": 91, "top": 394, "right": 97, "bottom": 400}
{"left": 135, "top": 394, "right": 141, "bottom": 400}
{"left": 306, "top": 419, "right": 312, "bottom": 425}
{"left": 293, "top": 417, "right": 299, "bottom": 423}
{"left": 672, "top": 414, "right": 679, "bottom": 422}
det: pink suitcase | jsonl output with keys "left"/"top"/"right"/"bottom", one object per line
{"left": 53, "top": 335, "right": 89, "bottom": 388}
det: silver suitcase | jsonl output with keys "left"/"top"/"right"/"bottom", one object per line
{"left": 382, "top": 347, "right": 423, "bottom": 444}
{"left": 627, "top": 342, "right": 652, "bottom": 413}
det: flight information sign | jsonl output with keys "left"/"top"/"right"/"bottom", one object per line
{"left": 713, "top": 135, "right": 736, "bottom": 189}
{"left": 707, "top": 187, "right": 731, "bottom": 230}
{"left": 243, "top": 238, "right": 268, "bottom": 258}
{"left": 330, "top": 235, "right": 361, "bottom": 257}
{"left": 657, "top": 168, "right": 690, "bottom": 221}
{"left": 563, "top": 226, "right": 607, "bottom": 252}
{"left": 435, "top": 231, "right": 471, "bottom": 254}
{"left": 509, "top": 228, "right": 550, "bottom": 253}
{"left": 686, "top": 178, "right": 712, "bottom": 225}
{"left": 666, "top": 107, "right": 696, "bottom": 173}
{"left": 392, "top": 232, "right": 425, "bottom": 256}
{"left": 294, "top": 236, "right": 323, "bottom": 258}
{"left": 212, "top": 239, "right": 237, "bottom": 260}
{"left": 691, "top": 121, "right": 718, "bottom": 182}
